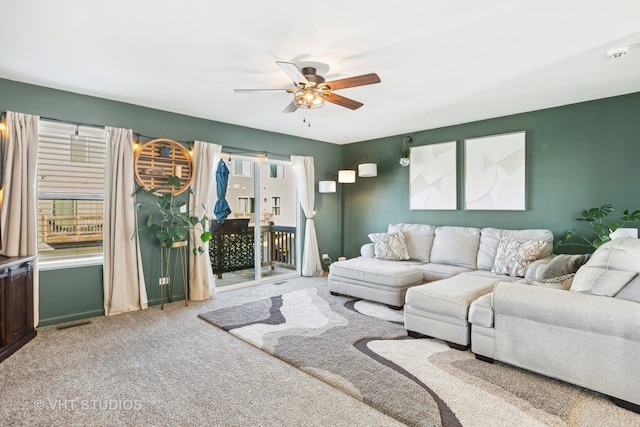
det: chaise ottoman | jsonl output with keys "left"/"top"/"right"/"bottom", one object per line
{"left": 328, "top": 257, "right": 424, "bottom": 308}
{"left": 404, "top": 271, "right": 515, "bottom": 349}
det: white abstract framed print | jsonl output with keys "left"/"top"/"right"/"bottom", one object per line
{"left": 410, "top": 141, "right": 457, "bottom": 210}
{"left": 464, "top": 131, "right": 526, "bottom": 210}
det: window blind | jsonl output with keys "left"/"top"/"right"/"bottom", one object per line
{"left": 37, "top": 120, "right": 106, "bottom": 260}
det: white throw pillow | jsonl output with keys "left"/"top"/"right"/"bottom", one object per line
{"left": 491, "top": 237, "right": 547, "bottom": 277}
{"left": 368, "top": 231, "right": 410, "bottom": 261}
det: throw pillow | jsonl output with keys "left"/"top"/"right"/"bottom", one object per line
{"left": 368, "top": 231, "right": 410, "bottom": 261}
{"left": 570, "top": 238, "right": 640, "bottom": 296}
{"left": 524, "top": 273, "right": 575, "bottom": 290}
{"left": 540, "top": 254, "right": 589, "bottom": 279}
{"left": 491, "top": 237, "right": 547, "bottom": 277}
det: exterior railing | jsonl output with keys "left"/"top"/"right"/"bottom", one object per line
{"left": 209, "top": 219, "right": 296, "bottom": 278}
{"left": 262, "top": 225, "right": 296, "bottom": 270}
{"left": 40, "top": 214, "right": 103, "bottom": 244}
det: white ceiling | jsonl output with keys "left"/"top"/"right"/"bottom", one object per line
{"left": 2, "top": 1, "right": 640, "bottom": 145}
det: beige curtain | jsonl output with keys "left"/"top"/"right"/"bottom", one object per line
{"left": 0, "top": 111, "right": 40, "bottom": 325}
{"left": 189, "top": 140, "right": 221, "bottom": 300}
{"left": 291, "top": 155, "right": 323, "bottom": 276}
{"left": 103, "top": 127, "right": 148, "bottom": 315}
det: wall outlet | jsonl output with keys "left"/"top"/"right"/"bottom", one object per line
{"left": 179, "top": 204, "right": 187, "bottom": 213}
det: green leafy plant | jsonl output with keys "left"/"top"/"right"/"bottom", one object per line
{"left": 555, "top": 204, "right": 640, "bottom": 251}
{"left": 133, "top": 176, "right": 211, "bottom": 255}
{"left": 399, "top": 135, "right": 412, "bottom": 158}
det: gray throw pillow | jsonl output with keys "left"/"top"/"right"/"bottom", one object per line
{"left": 540, "top": 254, "right": 589, "bottom": 279}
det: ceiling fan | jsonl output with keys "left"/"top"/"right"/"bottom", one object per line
{"left": 234, "top": 61, "right": 381, "bottom": 113}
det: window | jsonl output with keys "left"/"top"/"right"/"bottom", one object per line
{"left": 37, "top": 120, "right": 105, "bottom": 262}
{"left": 238, "top": 197, "right": 255, "bottom": 214}
{"left": 232, "top": 159, "right": 253, "bottom": 177}
{"left": 272, "top": 196, "right": 281, "bottom": 216}
{"left": 269, "top": 164, "right": 285, "bottom": 179}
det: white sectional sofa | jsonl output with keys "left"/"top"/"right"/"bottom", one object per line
{"left": 329, "top": 224, "right": 640, "bottom": 412}
{"left": 328, "top": 223, "right": 554, "bottom": 348}
{"left": 469, "top": 237, "right": 640, "bottom": 412}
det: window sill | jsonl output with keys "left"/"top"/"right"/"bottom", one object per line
{"left": 38, "top": 255, "right": 103, "bottom": 271}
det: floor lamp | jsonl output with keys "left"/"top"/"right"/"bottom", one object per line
{"left": 319, "top": 162, "right": 377, "bottom": 257}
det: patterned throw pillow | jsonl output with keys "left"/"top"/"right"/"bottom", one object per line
{"left": 524, "top": 273, "right": 575, "bottom": 290}
{"left": 491, "top": 237, "right": 547, "bottom": 277}
{"left": 368, "top": 231, "right": 410, "bottom": 261}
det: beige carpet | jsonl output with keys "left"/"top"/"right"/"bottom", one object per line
{"left": 200, "top": 282, "right": 640, "bottom": 427}
{"left": 0, "top": 277, "right": 402, "bottom": 426}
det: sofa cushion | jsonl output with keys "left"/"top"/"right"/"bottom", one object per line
{"left": 615, "top": 275, "right": 640, "bottom": 303}
{"left": 329, "top": 257, "right": 423, "bottom": 288}
{"left": 417, "top": 263, "right": 474, "bottom": 282}
{"left": 388, "top": 223, "right": 435, "bottom": 262}
{"left": 539, "top": 254, "right": 589, "bottom": 279}
{"left": 571, "top": 237, "right": 640, "bottom": 296}
{"left": 469, "top": 293, "right": 494, "bottom": 328}
{"left": 405, "top": 273, "right": 500, "bottom": 319}
{"left": 368, "top": 231, "right": 410, "bottom": 261}
{"left": 430, "top": 226, "right": 481, "bottom": 269}
{"left": 491, "top": 237, "right": 547, "bottom": 277}
{"left": 477, "top": 228, "right": 554, "bottom": 271}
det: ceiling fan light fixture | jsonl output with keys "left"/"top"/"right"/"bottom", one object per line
{"left": 294, "top": 87, "right": 325, "bottom": 109}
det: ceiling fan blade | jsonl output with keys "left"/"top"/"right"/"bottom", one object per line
{"left": 324, "top": 92, "right": 364, "bottom": 110}
{"left": 276, "top": 61, "right": 309, "bottom": 85}
{"left": 282, "top": 101, "right": 298, "bottom": 113}
{"left": 234, "top": 88, "right": 293, "bottom": 93}
{"left": 324, "top": 73, "right": 381, "bottom": 91}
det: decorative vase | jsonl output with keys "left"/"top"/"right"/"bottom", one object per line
{"left": 160, "top": 147, "right": 171, "bottom": 158}
{"left": 399, "top": 157, "right": 410, "bottom": 167}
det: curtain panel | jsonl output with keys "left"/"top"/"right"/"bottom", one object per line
{"left": 189, "top": 140, "right": 221, "bottom": 300}
{"left": 291, "top": 155, "right": 323, "bottom": 276}
{"left": 0, "top": 111, "right": 40, "bottom": 325}
{"left": 103, "top": 127, "right": 148, "bottom": 315}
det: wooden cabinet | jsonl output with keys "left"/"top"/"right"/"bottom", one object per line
{"left": 0, "top": 255, "right": 36, "bottom": 363}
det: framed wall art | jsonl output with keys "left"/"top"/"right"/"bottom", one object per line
{"left": 409, "top": 141, "right": 457, "bottom": 210}
{"left": 464, "top": 131, "right": 526, "bottom": 210}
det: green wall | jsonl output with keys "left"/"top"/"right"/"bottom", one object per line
{"left": 4, "top": 76, "right": 640, "bottom": 325}
{"left": 0, "top": 78, "right": 342, "bottom": 325}
{"left": 342, "top": 92, "right": 640, "bottom": 257}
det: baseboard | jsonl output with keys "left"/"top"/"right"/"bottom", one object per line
{"left": 611, "top": 396, "right": 640, "bottom": 414}
{"left": 38, "top": 309, "right": 104, "bottom": 327}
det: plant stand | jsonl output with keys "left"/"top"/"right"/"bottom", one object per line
{"left": 159, "top": 240, "right": 188, "bottom": 309}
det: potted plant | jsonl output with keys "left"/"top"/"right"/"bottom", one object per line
{"left": 399, "top": 135, "right": 412, "bottom": 167}
{"left": 555, "top": 203, "right": 640, "bottom": 252}
{"left": 157, "top": 143, "right": 171, "bottom": 158}
{"left": 133, "top": 176, "right": 211, "bottom": 255}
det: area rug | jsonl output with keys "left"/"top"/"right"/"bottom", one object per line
{"left": 199, "top": 283, "right": 639, "bottom": 427}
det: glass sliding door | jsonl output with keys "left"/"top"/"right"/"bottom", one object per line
{"left": 212, "top": 155, "right": 298, "bottom": 290}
